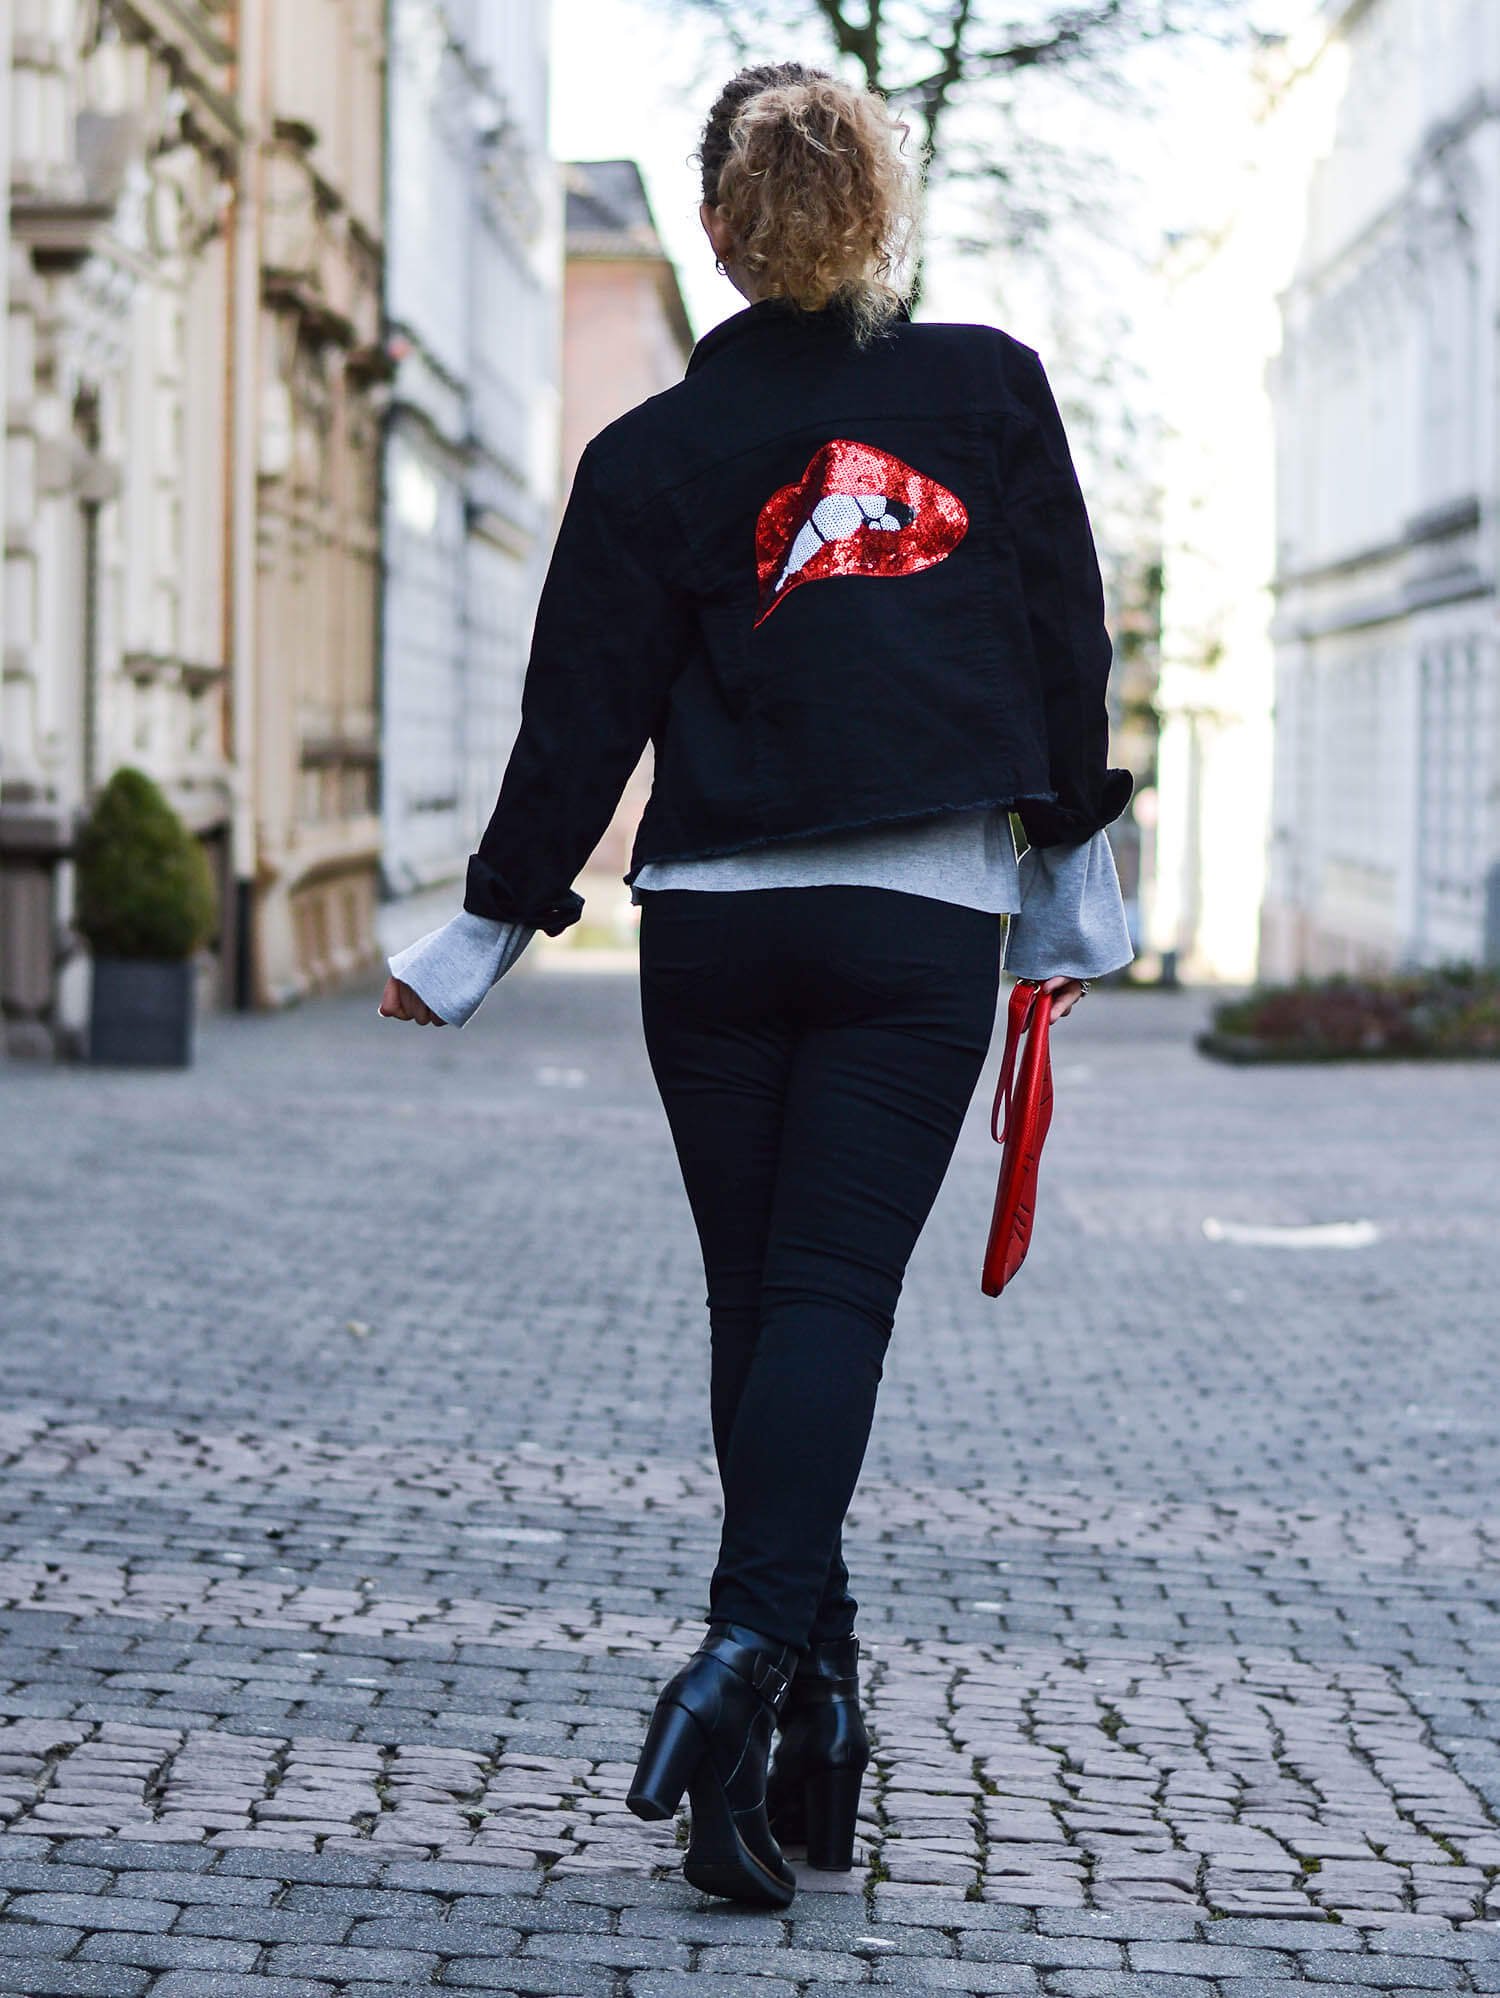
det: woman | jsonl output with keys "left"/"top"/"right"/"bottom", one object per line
{"left": 381, "top": 64, "right": 1133, "bottom": 1909}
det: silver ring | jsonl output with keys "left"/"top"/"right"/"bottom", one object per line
{"left": 1079, "top": 980, "right": 1091, "bottom": 998}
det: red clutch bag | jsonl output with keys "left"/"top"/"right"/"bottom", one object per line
{"left": 981, "top": 980, "right": 1054, "bottom": 1297}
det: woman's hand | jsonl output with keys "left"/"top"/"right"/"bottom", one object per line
{"left": 1040, "top": 975, "right": 1086, "bottom": 1023}
{"left": 379, "top": 976, "right": 446, "bottom": 1026}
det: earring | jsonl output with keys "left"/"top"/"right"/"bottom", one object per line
{"left": 715, "top": 258, "right": 727, "bottom": 276}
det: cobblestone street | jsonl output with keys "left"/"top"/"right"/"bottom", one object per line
{"left": 2, "top": 966, "right": 1499, "bottom": 1995}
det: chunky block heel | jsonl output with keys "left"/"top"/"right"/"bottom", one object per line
{"left": 628, "top": 1623, "right": 800, "bottom": 1905}
{"left": 803, "top": 1762, "right": 864, "bottom": 1870}
{"left": 627, "top": 1700, "right": 706, "bottom": 1821}
{"left": 767, "top": 1634, "right": 870, "bottom": 1858}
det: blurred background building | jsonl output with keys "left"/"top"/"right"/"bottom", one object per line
{"left": 1261, "top": 0, "right": 1500, "bottom": 980}
{"left": 379, "top": 0, "right": 560, "bottom": 959}
{"left": 1154, "top": 0, "right": 1500, "bottom": 986}
{"left": 7, "top": 0, "right": 1500, "bottom": 1058}
{"left": 1153, "top": 24, "right": 1348, "bottom": 986}
{"left": 2, "top": 0, "right": 242, "bottom": 1050}
{"left": 246, "top": 0, "right": 387, "bottom": 1006}
{"left": 0, "top": 0, "right": 389, "bottom": 1047}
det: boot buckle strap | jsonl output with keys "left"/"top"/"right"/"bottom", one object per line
{"left": 753, "top": 1657, "right": 790, "bottom": 1706}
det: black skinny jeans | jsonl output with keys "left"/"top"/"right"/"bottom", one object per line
{"left": 639, "top": 886, "right": 1001, "bottom": 1650}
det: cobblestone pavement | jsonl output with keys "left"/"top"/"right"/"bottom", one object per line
{"left": 1, "top": 966, "right": 1499, "bottom": 1995}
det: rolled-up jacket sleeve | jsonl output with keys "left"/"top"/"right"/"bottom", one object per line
{"left": 1003, "top": 829, "right": 1134, "bottom": 982}
{"left": 1002, "top": 351, "right": 1133, "bottom": 850}
{"left": 464, "top": 444, "right": 695, "bottom": 933}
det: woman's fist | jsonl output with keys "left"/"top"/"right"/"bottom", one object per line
{"left": 1039, "top": 975, "right": 1085, "bottom": 1023}
{"left": 379, "top": 976, "right": 446, "bottom": 1026}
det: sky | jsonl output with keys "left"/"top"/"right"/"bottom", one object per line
{"left": 547, "top": 0, "right": 1330, "bottom": 525}
{"left": 548, "top": 0, "right": 745, "bottom": 339}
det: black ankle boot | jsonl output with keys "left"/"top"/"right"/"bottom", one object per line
{"left": 627, "top": 1622, "right": 800, "bottom": 1907}
{"left": 765, "top": 1634, "right": 869, "bottom": 1870}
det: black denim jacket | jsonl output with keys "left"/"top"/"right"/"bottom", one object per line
{"left": 466, "top": 299, "right": 1131, "bottom": 934}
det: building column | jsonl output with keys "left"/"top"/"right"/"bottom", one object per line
{"left": 0, "top": 1, "right": 9, "bottom": 801}
{"left": 228, "top": 0, "right": 264, "bottom": 1008}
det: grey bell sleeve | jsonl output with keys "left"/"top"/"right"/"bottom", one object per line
{"left": 386, "top": 912, "right": 534, "bottom": 1028}
{"left": 1003, "top": 828, "right": 1134, "bottom": 982}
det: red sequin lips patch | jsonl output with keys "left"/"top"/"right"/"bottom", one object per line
{"left": 754, "top": 438, "right": 969, "bottom": 627}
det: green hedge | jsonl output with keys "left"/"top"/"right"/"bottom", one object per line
{"left": 75, "top": 768, "right": 218, "bottom": 963}
{"left": 1201, "top": 965, "right": 1500, "bottom": 1061}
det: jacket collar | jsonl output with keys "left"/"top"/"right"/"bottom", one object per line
{"left": 686, "top": 296, "right": 910, "bottom": 377}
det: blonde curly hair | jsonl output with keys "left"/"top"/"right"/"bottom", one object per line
{"left": 699, "top": 64, "right": 917, "bottom": 345}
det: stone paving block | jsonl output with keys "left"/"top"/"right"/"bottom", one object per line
{"left": 452, "top": 1894, "right": 613, "bottom": 1931}
{"left": 539, "top": 1874, "right": 669, "bottom": 1907}
{"left": 0, "top": 1923, "right": 83, "bottom": 1957}
{"left": 173, "top": 1904, "right": 355, "bottom": 1944}
{"left": 54, "top": 1838, "right": 217, "bottom": 1873}
{"left": 958, "top": 1935, "right": 1125, "bottom": 1969}
{"left": 1301, "top": 1958, "right": 1468, "bottom": 1987}
{"left": 341, "top": 1988, "right": 456, "bottom": 1998}
{"left": 76, "top": 1931, "right": 261, "bottom": 1971}
{"left": 1213, "top": 1921, "right": 1364, "bottom": 1951}
{"left": 692, "top": 1946, "right": 868, "bottom": 1980}
{"left": 0, "top": 1969, "right": 153, "bottom": 1998}
{"left": 0, "top": 1862, "right": 106, "bottom": 1893}
{"left": 1037, "top": 1911, "right": 1206, "bottom": 1941}
{"left": 114, "top": 1866, "right": 278, "bottom": 1904}
{"left": 3, "top": 1891, "right": 177, "bottom": 1931}
{"left": 518, "top": 1931, "right": 690, "bottom": 1968}
{"left": 871, "top": 1896, "right": 1035, "bottom": 1931}
{"left": 1375, "top": 1932, "right": 1500, "bottom": 1960}
{"left": 148, "top": 1979, "right": 335, "bottom": 1998}
{"left": 870, "top": 1963, "right": 1041, "bottom": 1991}
{"left": 1215, "top": 1983, "right": 1335, "bottom": 1998}
{"left": 217, "top": 1846, "right": 387, "bottom": 1884}
{"left": 1043, "top": 1977, "right": 1214, "bottom": 1998}
{"left": 1129, "top": 1943, "right": 1301, "bottom": 1976}
{"left": 0, "top": 1835, "right": 53, "bottom": 1859}
{"left": 625, "top": 1979, "right": 800, "bottom": 1998}
{"left": 349, "top": 1918, "right": 523, "bottom": 1956}
{"left": 281, "top": 1885, "right": 450, "bottom": 1919}
{"left": 631, "top": 1907, "right": 798, "bottom": 1943}
{"left": 260, "top": 1941, "right": 445, "bottom": 1981}
{"left": 384, "top": 1864, "right": 544, "bottom": 1899}
{"left": 442, "top": 1962, "right": 613, "bottom": 1995}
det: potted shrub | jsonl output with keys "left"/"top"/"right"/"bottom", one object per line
{"left": 75, "top": 768, "right": 219, "bottom": 1067}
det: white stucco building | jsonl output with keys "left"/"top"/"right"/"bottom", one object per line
{"left": 1154, "top": 22, "right": 1346, "bottom": 984}
{"left": 379, "top": 0, "right": 561, "bottom": 948}
{"left": 1263, "top": 0, "right": 1500, "bottom": 977}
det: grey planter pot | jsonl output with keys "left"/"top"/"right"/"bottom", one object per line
{"left": 89, "top": 957, "right": 196, "bottom": 1067}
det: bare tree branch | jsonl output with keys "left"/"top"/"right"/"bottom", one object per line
{"left": 647, "top": 0, "right": 1265, "bottom": 269}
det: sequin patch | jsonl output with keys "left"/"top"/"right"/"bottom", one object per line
{"left": 753, "top": 438, "right": 969, "bottom": 626}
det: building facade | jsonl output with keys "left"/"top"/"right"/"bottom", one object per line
{"left": 0, "top": 0, "right": 390, "bottom": 1047}
{"left": 1153, "top": 24, "right": 1347, "bottom": 984}
{"left": 1264, "top": 0, "right": 1500, "bottom": 977}
{"left": 2, "top": 0, "right": 242, "bottom": 1051}
{"left": 243, "top": 0, "right": 387, "bottom": 1004}
{"left": 379, "top": 0, "right": 560, "bottom": 954}
{"left": 558, "top": 159, "right": 691, "bottom": 941}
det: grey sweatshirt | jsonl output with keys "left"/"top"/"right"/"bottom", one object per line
{"left": 386, "top": 810, "right": 1132, "bottom": 1028}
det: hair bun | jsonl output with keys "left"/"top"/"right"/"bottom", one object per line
{"left": 699, "top": 64, "right": 916, "bottom": 343}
